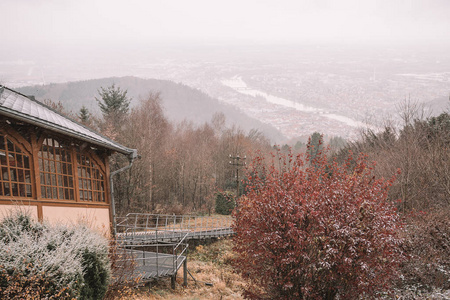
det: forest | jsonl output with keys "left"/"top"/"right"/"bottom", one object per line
{"left": 57, "top": 84, "right": 449, "bottom": 298}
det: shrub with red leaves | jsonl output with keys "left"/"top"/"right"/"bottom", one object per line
{"left": 233, "top": 148, "right": 405, "bottom": 299}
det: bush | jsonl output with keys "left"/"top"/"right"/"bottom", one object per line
{"left": 0, "top": 212, "right": 110, "bottom": 299}
{"left": 233, "top": 149, "right": 405, "bottom": 299}
{"left": 399, "top": 208, "right": 450, "bottom": 292}
{"left": 215, "top": 191, "right": 236, "bottom": 215}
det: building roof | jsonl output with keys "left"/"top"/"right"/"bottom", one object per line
{"left": 0, "top": 85, "right": 136, "bottom": 157}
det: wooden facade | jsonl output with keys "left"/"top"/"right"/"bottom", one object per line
{"left": 0, "top": 86, "right": 135, "bottom": 232}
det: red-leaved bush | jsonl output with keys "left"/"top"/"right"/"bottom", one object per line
{"left": 233, "top": 148, "right": 405, "bottom": 299}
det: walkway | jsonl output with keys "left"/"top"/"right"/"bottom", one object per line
{"left": 114, "top": 213, "right": 234, "bottom": 286}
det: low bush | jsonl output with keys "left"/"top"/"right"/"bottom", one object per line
{"left": 399, "top": 208, "right": 450, "bottom": 292}
{"left": 215, "top": 191, "right": 236, "bottom": 215}
{"left": 233, "top": 149, "right": 405, "bottom": 299}
{"left": 104, "top": 239, "right": 141, "bottom": 299}
{"left": 0, "top": 212, "right": 110, "bottom": 299}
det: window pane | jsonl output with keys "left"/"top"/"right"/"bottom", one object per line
{"left": 19, "top": 184, "right": 25, "bottom": 197}
{"left": 10, "top": 169, "right": 17, "bottom": 181}
{"left": 7, "top": 140, "right": 14, "bottom": 152}
{"left": 16, "top": 154, "right": 23, "bottom": 167}
{"left": 2, "top": 167, "right": 9, "bottom": 180}
{"left": 11, "top": 183, "right": 18, "bottom": 196}
{"left": 24, "top": 156, "right": 30, "bottom": 169}
{"left": 0, "top": 152, "right": 7, "bottom": 165}
{"left": 26, "top": 185, "right": 32, "bottom": 197}
{"left": 25, "top": 170, "right": 31, "bottom": 183}
{"left": 3, "top": 183, "right": 10, "bottom": 196}
{"left": 17, "top": 169, "right": 24, "bottom": 182}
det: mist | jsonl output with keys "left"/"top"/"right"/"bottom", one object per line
{"left": 1, "top": 0, "right": 450, "bottom": 140}
{"left": 2, "top": 0, "right": 450, "bottom": 55}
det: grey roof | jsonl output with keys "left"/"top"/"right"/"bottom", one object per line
{"left": 0, "top": 85, "right": 136, "bottom": 157}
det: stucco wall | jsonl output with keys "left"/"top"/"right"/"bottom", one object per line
{"left": 0, "top": 205, "right": 38, "bottom": 220}
{"left": 42, "top": 206, "right": 111, "bottom": 234}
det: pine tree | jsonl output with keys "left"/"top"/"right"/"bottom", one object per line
{"left": 78, "top": 106, "right": 90, "bottom": 124}
{"left": 95, "top": 84, "right": 131, "bottom": 121}
{"left": 307, "top": 131, "right": 323, "bottom": 162}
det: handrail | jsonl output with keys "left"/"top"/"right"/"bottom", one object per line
{"left": 174, "top": 232, "right": 189, "bottom": 252}
{"left": 114, "top": 213, "right": 234, "bottom": 283}
{"left": 172, "top": 232, "right": 189, "bottom": 274}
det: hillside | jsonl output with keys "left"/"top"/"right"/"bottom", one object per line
{"left": 17, "top": 76, "right": 285, "bottom": 143}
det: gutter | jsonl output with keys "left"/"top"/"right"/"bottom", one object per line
{"left": 110, "top": 149, "right": 139, "bottom": 237}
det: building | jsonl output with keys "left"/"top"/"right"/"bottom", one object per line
{"left": 0, "top": 85, "right": 137, "bottom": 232}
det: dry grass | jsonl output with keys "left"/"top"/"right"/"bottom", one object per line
{"left": 156, "top": 214, "right": 233, "bottom": 232}
{"left": 114, "top": 238, "right": 245, "bottom": 300}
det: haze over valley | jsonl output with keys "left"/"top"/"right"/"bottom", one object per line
{"left": 2, "top": 0, "right": 450, "bottom": 142}
{"left": 4, "top": 43, "right": 450, "bottom": 142}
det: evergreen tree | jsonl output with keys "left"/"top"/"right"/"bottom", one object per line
{"left": 78, "top": 106, "right": 90, "bottom": 124}
{"left": 95, "top": 84, "right": 131, "bottom": 122}
{"left": 307, "top": 132, "right": 323, "bottom": 162}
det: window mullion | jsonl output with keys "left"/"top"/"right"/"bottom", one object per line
{"left": 72, "top": 147, "right": 80, "bottom": 202}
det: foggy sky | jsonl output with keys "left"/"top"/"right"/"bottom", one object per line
{"left": 1, "top": 0, "right": 450, "bottom": 60}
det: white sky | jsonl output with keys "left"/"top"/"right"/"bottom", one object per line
{"left": 1, "top": 0, "right": 450, "bottom": 49}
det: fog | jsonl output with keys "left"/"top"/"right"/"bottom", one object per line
{"left": 2, "top": 0, "right": 450, "bottom": 53}
{"left": 1, "top": 0, "right": 450, "bottom": 140}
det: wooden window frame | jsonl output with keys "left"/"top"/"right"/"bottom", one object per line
{"left": 0, "top": 127, "right": 34, "bottom": 199}
{"left": 0, "top": 125, "right": 110, "bottom": 206}
{"left": 77, "top": 148, "right": 108, "bottom": 203}
{"left": 38, "top": 137, "right": 77, "bottom": 201}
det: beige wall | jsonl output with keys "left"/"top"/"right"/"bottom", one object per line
{"left": 0, "top": 204, "right": 111, "bottom": 236}
{"left": 0, "top": 204, "right": 38, "bottom": 220}
{"left": 42, "top": 206, "right": 111, "bottom": 234}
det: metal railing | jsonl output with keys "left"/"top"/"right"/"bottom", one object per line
{"left": 117, "top": 233, "right": 189, "bottom": 280}
{"left": 116, "top": 213, "right": 234, "bottom": 243}
{"left": 114, "top": 213, "right": 234, "bottom": 283}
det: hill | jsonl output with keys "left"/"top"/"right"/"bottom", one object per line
{"left": 17, "top": 76, "right": 285, "bottom": 143}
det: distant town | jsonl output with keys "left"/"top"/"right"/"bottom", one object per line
{"left": 2, "top": 44, "right": 449, "bottom": 140}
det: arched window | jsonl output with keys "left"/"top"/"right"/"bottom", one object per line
{"left": 77, "top": 151, "right": 106, "bottom": 203}
{"left": 38, "top": 138, "right": 75, "bottom": 200}
{"left": 0, "top": 134, "right": 33, "bottom": 198}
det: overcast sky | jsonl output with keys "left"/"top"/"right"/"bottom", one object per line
{"left": 1, "top": 0, "right": 449, "bottom": 50}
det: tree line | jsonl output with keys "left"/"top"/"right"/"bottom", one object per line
{"left": 82, "top": 84, "right": 272, "bottom": 215}
{"left": 69, "top": 85, "right": 449, "bottom": 296}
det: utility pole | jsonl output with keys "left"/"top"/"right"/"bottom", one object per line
{"left": 229, "top": 154, "right": 246, "bottom": 199}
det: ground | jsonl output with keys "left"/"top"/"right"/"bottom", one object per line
{"left": 115, "top": 238, "right": 245, "bottom": 300}
{"left": 112, "top": 238, "right": 450, "bottom": 300}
